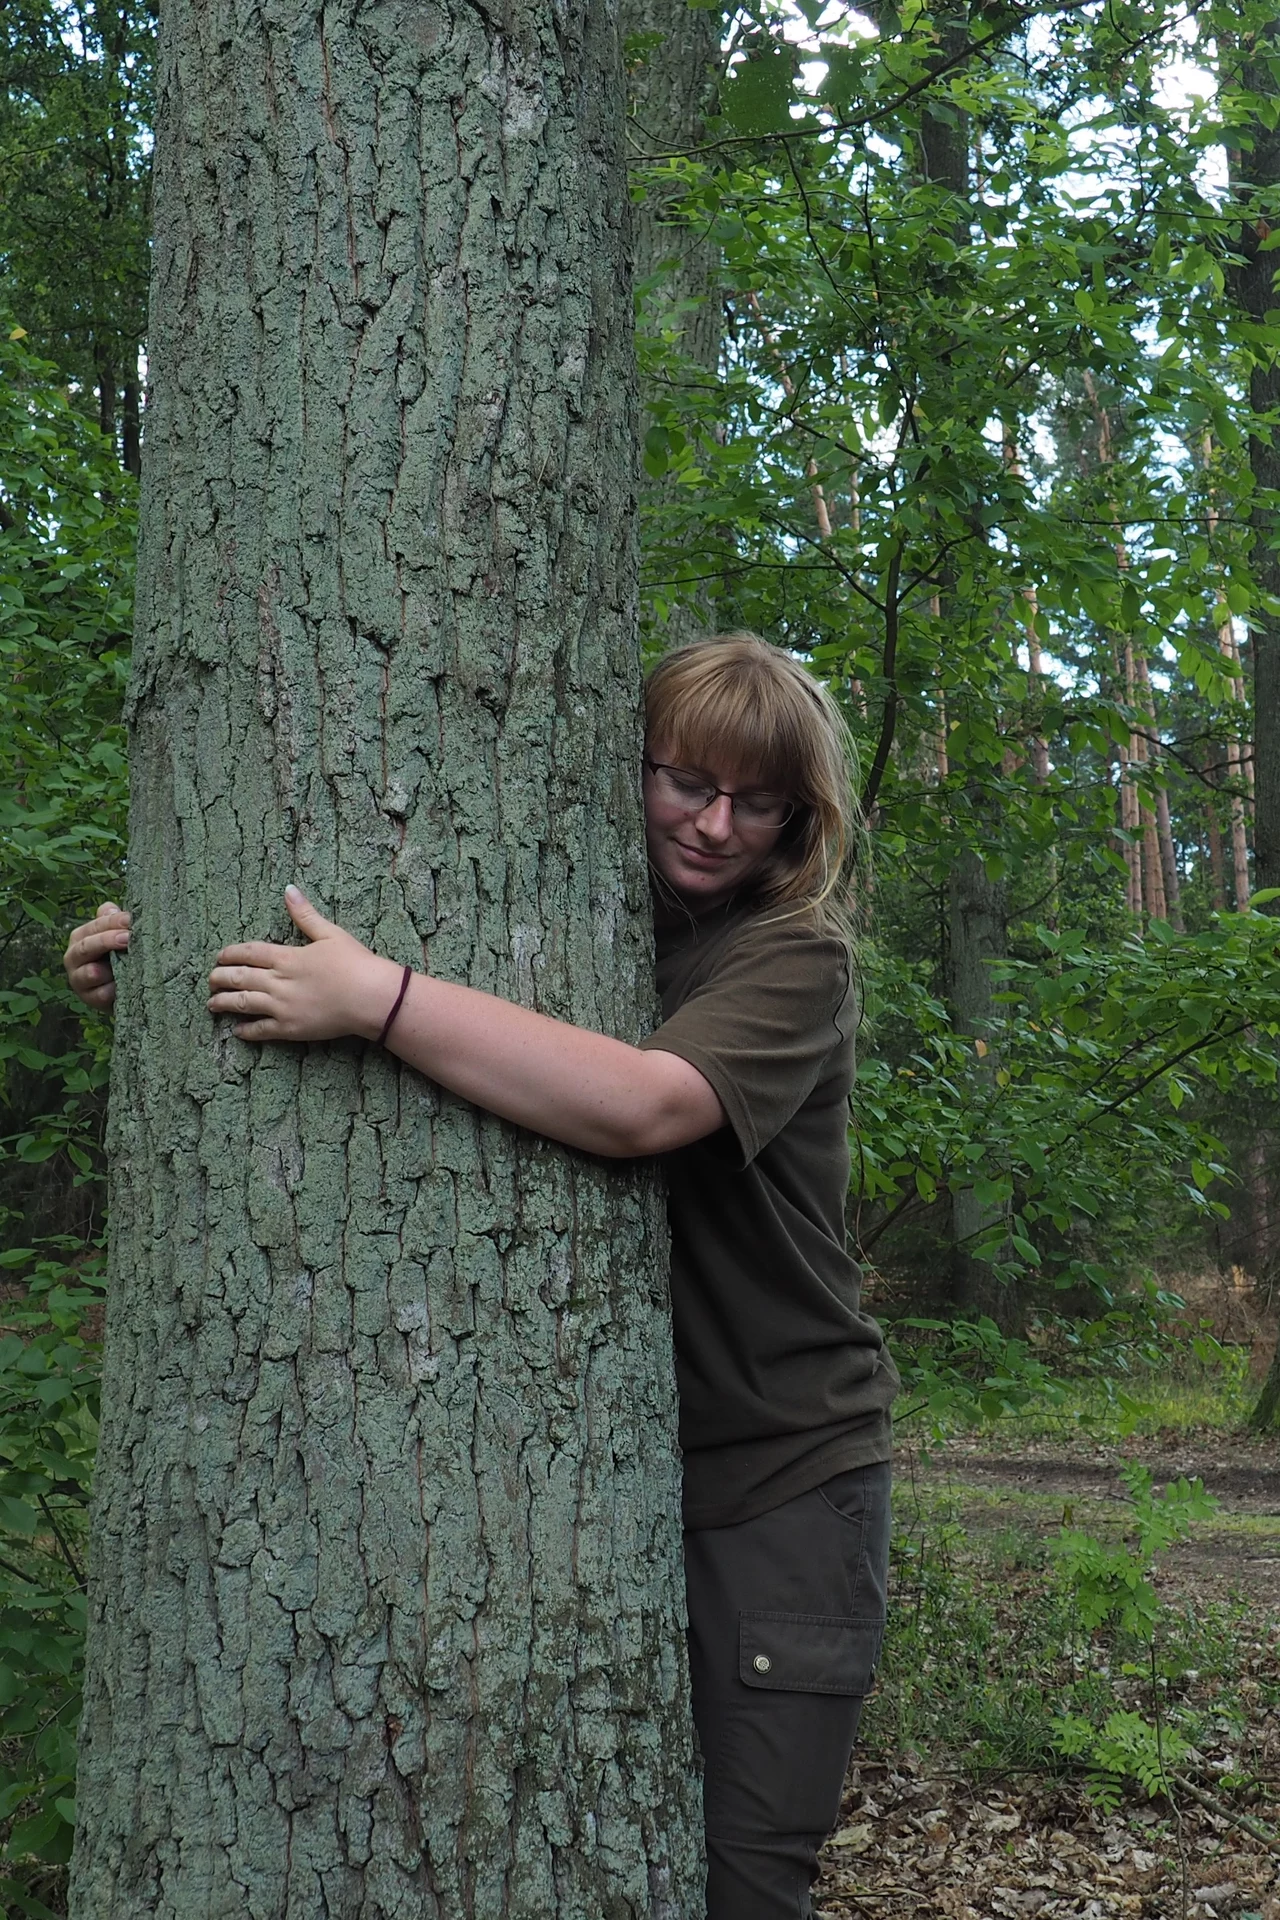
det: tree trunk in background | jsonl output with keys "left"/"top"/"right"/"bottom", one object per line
{"left": 69, "top": 3, "right": 703, "bottom": 1913}
{"left": 947, "top": 848, "right": 1015, "bottom": 1323}
{"left": 1228, "top": 23, "right": 1280, "bottom": 901}
{"left": 1225, "top": 21, "right": 1280, "bottom": 1429}
{"left": 918, "top": 1, "right": 970, "bottom": 213}
{"left": 625, "top": 0, "right": 722, "bottom": 374}
{"left": 1205, "top": 790, "right": 1228, "bottom": 912}
{"left": 626, "top": 0, "right": 724, "bottom": 642}
{"left": 121, "top": 374, "right": 142, "bottom": 480}
{"left": 918, "top": 3, "right": 1013, "bottom": 1319}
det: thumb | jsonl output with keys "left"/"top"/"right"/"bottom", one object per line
{"left": 285, "top": 885, "right": 335, "bottom": 941}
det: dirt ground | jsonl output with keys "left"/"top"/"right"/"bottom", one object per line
{"left": 814, "top": 1431, "right": 1280, "bottom": 1920}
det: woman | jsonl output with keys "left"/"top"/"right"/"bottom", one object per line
{"left": 65, "top": 631, "right": 899, "bottom": 1920}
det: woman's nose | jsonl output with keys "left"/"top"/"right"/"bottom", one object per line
{"left": 695, "top": 793, "right": 736, "bottom": 840}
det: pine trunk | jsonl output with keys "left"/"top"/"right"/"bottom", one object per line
{"left": 919, "top": 5, "right": 1014, "bottom": 1320}
{"left": 69, "top": 3, "right": 703, "bottom": 1914}
{"left": 947, "top": 848, "right": 1014, "bottom": 1325}
{"left": 1227, "top": 20, "right": 1280, "bottom": 1430}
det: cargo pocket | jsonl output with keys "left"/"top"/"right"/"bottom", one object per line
{"left": 739, "top": 1610, "right": 884, "bottom": 1697}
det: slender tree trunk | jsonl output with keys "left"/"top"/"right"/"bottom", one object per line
{"left": 625, "top": 0, "right": 722, "bottom": 374}
{"left": 947, "top": 849, "right": 1016, "bottom": 1324}
{"left": 916, "top": 3, "right": 1013, "bottom": 1316}
{"left": 96, "top": 346, "right": 117, "bottom": 452}
{"left": 1225, "top": 22, "right": 1280, "bottom": 1427}
{"left": 121, "top": 372, "right": 142, "bottom": 479}
{"left": 1205, "top": 790, "right": 1227, "bottom": 912}
{"left": 1132, "top": 651, "right": 1167, "bottom": 922}
{"left": 70, "top": 3, "right": 703, "bottom": 1913}
{"left": 1228, "top": 25, "right": 1280, "bottom": 902}
{"left": 626, "top": 0, "right": 724, "bottom": 642}
{"left": 1205, "top": 435, "right": 1252, "bottom": 909}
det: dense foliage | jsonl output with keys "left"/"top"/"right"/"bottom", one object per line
{"left": 0, "top": 325, "right": 131, "bottom": 1899}
{"left": 631, "top": 0, "right": 1280, "bottom": 1351}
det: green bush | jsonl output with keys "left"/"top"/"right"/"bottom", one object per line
{"left": 0, "top": 1249, "right": 102, "bottom": 1914}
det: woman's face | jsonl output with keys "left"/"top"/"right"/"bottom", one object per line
{"left": 642, "top": 737, "right": 788, "bottom": 911}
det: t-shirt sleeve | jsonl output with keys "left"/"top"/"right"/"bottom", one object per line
{"left": 638, "top": 914, "right": 851, "bottom": 1166}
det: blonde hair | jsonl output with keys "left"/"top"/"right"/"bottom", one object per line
{"left": 644, "top": 631, "right": 860, "bottom": 933}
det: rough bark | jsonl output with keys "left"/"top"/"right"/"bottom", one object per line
{"left": 69, "top": 4, "right": 703, "bottom": 1915}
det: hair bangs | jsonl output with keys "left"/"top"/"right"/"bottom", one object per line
{"left": 655, "top": 667, "right": 800, "bottom": 795}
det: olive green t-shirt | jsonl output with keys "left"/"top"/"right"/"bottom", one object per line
{"left": 638, "top": 901, "right": 899, "bottom": 1530}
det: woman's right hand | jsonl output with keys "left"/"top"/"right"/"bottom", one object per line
{"left": 63, "top": 903, "right": 132, "bottom": 1010}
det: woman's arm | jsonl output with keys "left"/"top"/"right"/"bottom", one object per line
{"left": 206, "top": 887, "right": 725, "bottom": 1158}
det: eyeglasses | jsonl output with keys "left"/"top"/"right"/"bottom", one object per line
{"left": 644, "top": 758, "right": 795, "bottom": 829}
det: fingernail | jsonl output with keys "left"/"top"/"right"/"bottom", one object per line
{"left": 285, "top": 884, "right": 301, "bottom": 900}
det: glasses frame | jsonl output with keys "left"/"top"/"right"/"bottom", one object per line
{"left": 643, "top": 757, "right": 796, "bottom": 829}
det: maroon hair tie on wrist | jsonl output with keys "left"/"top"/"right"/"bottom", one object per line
{"left": 376, "top": 964, "right": 413, "bottom": 1048}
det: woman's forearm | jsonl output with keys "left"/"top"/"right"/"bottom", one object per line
{"left": 203, "top": 889, "right": 725, "bottom": 1157}
{"left": 383, "top": 971, "right": 724, "bottom": 1157}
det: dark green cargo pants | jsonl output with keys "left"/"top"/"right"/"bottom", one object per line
{"left": 683, "top": 1460, "right": 891, "bottom": 1920}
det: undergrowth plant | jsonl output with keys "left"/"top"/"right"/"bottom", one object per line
{"left": 864, "top": 1461, "right": 1237, "bottom": 1810}
{"left": 0, "top": 1247, "right": 103, "bottom": 1916}
{"left": 1052, "top": 1463, "right": 1219, "bottom": 1811}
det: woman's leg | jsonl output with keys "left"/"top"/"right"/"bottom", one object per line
{"left": 684, "top": 1461, "right": 891, "bottom": 1920}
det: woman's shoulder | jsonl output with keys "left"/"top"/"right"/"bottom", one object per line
{"left": 714, "top": 902, "right": 855, "bottom": 1015}
{"left": 730, "top": 899, "right": 852, "bottom": 963}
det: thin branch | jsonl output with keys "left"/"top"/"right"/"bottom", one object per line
{"left": 1171, "top": 1774, "right": 1280, "bottom": 1857}
{"left": 860, "top": 540, "right": 904, "bottom": 817}
{"left": 37, "top": 1493, "right": 85, "bottom": 1588}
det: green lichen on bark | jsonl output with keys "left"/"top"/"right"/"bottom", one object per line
{"left": 69, "top": 3, "right": 703, "bottom": 1914}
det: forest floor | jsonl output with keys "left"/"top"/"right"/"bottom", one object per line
{"left": 815, "top": 1418, "right": 1280, "bottom": 1920}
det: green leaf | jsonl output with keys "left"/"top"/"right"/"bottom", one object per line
{"left": 720, "top": 45, "right": 800, "bottom": 136}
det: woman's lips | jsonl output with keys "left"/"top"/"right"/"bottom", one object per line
{"left": 675, "top": 842, "right": 732, "bottom": 868}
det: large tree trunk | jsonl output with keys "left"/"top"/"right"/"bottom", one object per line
{"left": 69, "top": 3, "right": 704, "bottom": 1914}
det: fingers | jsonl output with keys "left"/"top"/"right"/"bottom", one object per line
{"left": 65, "top": 904, "right": 132, "bottom": 1010}
{"left": 69, "top": 925, "right": 132, "bottom": 967}
{"left": 78, "top": 978, "right": 119, "bottom": 1010}
{"left": 229, "top": 1018, "right": 283, "bottom": 1043}
{"left": 284, "top": 885, "right": 333, "bottom": 940}
{"left": 214, "top": 941, "right": 289, "bottom": 969}
{"left": 207, "top": 983, "right": 276, "bottom": 1018}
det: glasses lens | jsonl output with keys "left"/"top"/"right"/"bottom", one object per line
{"left": 657, "top": 766, "right": 716, "bottom": 811}
{"left": 734, "top": 794, "right": 792, "bottom": 827}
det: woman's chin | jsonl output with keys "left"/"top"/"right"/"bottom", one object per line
{"left": 668, "top": 862, "right": 741, "bottom": 907}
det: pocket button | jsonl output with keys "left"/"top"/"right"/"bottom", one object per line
{"left": 752, "top": 1654, "right": 772, "bottom": 1674}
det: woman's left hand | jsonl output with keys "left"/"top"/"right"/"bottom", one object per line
{"left": 208, "top": 886, "right": 404, "bottom": 1044}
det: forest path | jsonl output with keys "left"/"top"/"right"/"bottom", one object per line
{"left": 906, "top": 1429, "right": 1280, "bottom": 1608}
{"left": 814, "top": 1424, "right": 1280, "bottom": 1920}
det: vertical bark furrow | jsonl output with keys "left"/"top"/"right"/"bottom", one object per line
{"left": 71, "top": 3, "right": 702, "bottom": 1915}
